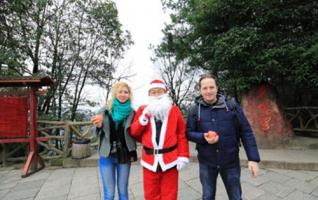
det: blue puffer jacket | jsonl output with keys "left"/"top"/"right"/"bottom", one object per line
{"left": 186, "top": 94, "right": 260, "bottom": 169}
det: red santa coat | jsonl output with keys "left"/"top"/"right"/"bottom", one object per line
{"left": 130, "top": 105, "right": 190, "bottom": 172}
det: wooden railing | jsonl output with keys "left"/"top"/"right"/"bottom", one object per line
{"left": 1, "top": 106, "right": 317, "bottom": 165}
{"left": 1, "top": 121, "right": 97, "bottom": 166}
{"left": 284, "top": 107, "right": 318, "bottom": 135}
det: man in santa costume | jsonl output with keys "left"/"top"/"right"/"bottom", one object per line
{"left": 130, "top": 79, "right": 190, "bottom": 200}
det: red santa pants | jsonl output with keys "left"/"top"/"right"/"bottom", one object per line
{"left": 143, "top": 167, "right": 178, "bottom": 200}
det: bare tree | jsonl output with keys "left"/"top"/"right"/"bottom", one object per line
{"left": 152, "top": 45, "right": 198, "bottom": 112}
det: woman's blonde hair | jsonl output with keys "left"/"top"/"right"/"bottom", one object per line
{"left": 107, "top": 81, "right": 133, "bottom": 111}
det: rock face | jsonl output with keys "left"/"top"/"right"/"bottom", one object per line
{"left": 241, "top": 84, "right": 294, "bottom": 148}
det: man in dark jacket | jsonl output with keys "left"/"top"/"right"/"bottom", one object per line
{"left": 186, "top": 74, "right": 260, "bottom": 200}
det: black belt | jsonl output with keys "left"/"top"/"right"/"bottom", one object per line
{"left": 143, "top": 144, "right": 177, "bottom": 155}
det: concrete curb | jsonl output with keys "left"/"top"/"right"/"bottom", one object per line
{"left": 63, "top": 137, "right": 318, "bottom": 171}
{"left": 63, "top": 153, "right": 318, "bottom": 171}
{"left": 255, "top": 160, "right": 318, "bottom": 171}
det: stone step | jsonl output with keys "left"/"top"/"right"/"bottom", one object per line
{"left": 63, "top": 143, "right": 318, "bottom": 171}
{"left": 240, "top": 149, "right": 318, "bottom": 171}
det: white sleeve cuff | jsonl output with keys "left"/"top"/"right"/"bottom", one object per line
{"left": 177, "top": 156, "right": 189, "bottom": 163}
{"left": 139, "top": 114, "right": 149, "bottom": 126}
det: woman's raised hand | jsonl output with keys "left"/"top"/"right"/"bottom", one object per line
{"left": 91, "top": 114, "right": 103, "bottom": 128}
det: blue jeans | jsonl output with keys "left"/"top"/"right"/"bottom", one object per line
{"left": 99, "top": 156, "right": 131, "bottom": 200}
{"left": 199, "top": 163, "right": 242, "bottom": 200}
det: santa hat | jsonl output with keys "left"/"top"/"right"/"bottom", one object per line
{"left": 149, "top": 79, "right": 166, "bottom": 91}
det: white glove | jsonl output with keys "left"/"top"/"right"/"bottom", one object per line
{"left": 139, "top": 106, "right": 151, "bottom": 126}
{"left": 176, "top": 157, "right": 189, "bottom": 171}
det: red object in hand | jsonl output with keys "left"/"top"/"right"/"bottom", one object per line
{"left": 91, "top": 114, "right": 103, "bottom": 127}
{"left": 207, "top": 131, "right": 218, "bottom": 139}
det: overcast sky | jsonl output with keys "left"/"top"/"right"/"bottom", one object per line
{"left": 116, "top": 0, "right": 170, "bottom": 107}
{"left": 88, "top": 0, "right": 169, "bottom": 110}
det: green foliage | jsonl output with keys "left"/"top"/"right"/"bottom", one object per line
{"left": 160, "top": 0, "right": 318, "bottom": 101}
{"left": 1, "top": 0, "right": 132, "bottom": 119}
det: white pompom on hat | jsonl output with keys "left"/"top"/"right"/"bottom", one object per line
{"left": 148, "top": 79, "right": 166, "bottom": 91}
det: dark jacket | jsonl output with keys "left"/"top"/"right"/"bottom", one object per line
{"left": 94, "top": 106, "right": 137, "bottom": 158}
{"left": 186, "top": 94, "right": 260, "bottom": 169}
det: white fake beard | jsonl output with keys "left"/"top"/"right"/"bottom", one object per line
{"left": 148, "top": 94, "right": 173, "bottom": 121}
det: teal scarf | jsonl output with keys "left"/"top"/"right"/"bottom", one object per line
{"left": 111, "top": 98, "right": 131, "bottom": 128}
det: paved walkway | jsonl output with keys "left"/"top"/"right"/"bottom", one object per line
{"left": 1, "top": 162, "right": 318, "bottom": 200}
{"left": 1, "top": 137, "right": 318, "bottom": 200}
{"left": 64, "top": 142, "right": 318, "bottom": 171}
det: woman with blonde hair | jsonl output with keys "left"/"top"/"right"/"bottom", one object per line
{"left": 91, "top": 81, "right": 137, "bottom": 200}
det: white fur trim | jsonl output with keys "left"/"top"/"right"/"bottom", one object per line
{"left": 149, "top": 108, "right": 170, "bottom": 149}
{"left": 150, "top": 118, "right": 158, "bottom": 148}
{"left": 140, "top": 156, "right": 178, "bottom": 172}
{"left": 140, "top": 160, "right": 158, "bottom": 172}
{"left": 149, "top": 83, "right": 166, "bottom": 91}
{"left": 158, "top": 117, "right": 168, "bottom": 148}
{"left": 142, "top": 107, "right": 177, "bottom": 172}
{"left": 139, "top": 115, "right": 149, "bottom": 126}
{"left": 160, "top": 159, "right": 178, "bottom": 171}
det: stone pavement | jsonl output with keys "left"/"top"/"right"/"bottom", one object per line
{"left": 1, "top": 162, "right": 318, "bottom": 200}
{"left": 1, "top": 137, "right": 318, "bottom": 200}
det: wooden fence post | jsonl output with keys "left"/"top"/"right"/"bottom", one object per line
{"left": 63, "top": 121, "right": 71, "bottom": 158}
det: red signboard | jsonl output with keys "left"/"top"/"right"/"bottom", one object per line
{"left": 0, "top": 96, "right": 28, "bottom": 138}
{"left": 0, "top": 76, "right": 53, "bottom": 177}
